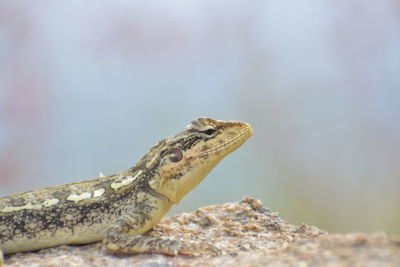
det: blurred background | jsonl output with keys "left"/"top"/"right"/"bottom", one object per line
{"left": 0, "top": 1, "right": 399, "bottom": 235}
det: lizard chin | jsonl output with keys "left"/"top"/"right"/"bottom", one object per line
{"left": 158, "top": 159, "right": 222, "bottom": 204}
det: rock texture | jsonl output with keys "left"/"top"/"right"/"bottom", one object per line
{"left": 4, "top": 197, "right": 400, "bottom": 266}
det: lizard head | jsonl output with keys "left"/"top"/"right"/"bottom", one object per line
{"left": 145, "top": 118, "right": 253, "bottom": 204}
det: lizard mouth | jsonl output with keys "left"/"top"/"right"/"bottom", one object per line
{"left": 196, "top": 126, "right": 253, "bottom": 158}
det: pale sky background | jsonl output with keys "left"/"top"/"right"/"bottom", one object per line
{"left": 0, "top": 1, "right": 399, "bottom": 234}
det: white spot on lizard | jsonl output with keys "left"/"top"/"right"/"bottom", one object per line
{"left": 43, "top": 198, "right": 59, "bottom": 207}
{"left": 111, "top": 171, "right": 142, "bottom": 190}
{"left": 146, "top": 154, "right": 159, "bottom": 168}
{"left": 0, "top": 198, "right": 60, "bottom": 213}
{"left": 1, "top": 204, "right": 42, "bottom": 212}
{"left": 93, "top": 188, "right": 105, "bottom": 198}
{"left": 66, "top": 192, "right": 92, "bottom": 203}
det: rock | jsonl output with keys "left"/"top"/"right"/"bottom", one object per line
{"left": 4, "top": 197, "right": 400, "bottom": 266}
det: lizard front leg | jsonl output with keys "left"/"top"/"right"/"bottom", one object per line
{"left": 104, "top": 213, "right": 185, "bottom": 255}
{"left": 103, "top": 208, "right": 219, "bottom": 256}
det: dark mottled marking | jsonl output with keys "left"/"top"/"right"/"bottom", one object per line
{"left": 52, "top": 190, "right": 71, "bottom": 200}
{"left": 10, "top": 198, "right": 26, "bottom": 206}
{"left": 201, "top": 145, "right": 210, "bottom": 152}
{"left": 170, "top": 135, "right": 207, "bottom": 151}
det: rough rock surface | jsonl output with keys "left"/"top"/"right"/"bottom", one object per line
{"left": 4, "top": 197, "right": 400, "bottom": 266}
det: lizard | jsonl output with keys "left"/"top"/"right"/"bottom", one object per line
{"left": 0, "top": 118, "right": 252, "bottom": 265}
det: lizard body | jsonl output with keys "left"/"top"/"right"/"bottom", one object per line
{"left": 0, "top": 118, "right": 252, "bottom": 264}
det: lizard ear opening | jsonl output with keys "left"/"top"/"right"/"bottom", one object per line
{"left": 169, "top": 148, "right": 183, "bottom": 163}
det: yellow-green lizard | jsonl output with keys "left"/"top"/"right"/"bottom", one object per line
{"left": 0, "top": 118, "right": 252, "bottom": 265}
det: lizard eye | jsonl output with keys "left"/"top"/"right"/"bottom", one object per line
{"left": 169, "top": 148, "right": 183, "bottom": 163}
{"left": 201, "top": 127, "right": 216, "bottom": 136}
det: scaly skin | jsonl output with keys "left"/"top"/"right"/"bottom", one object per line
{"left": 0, "top": 118, "right": 252, "bottom": 264}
